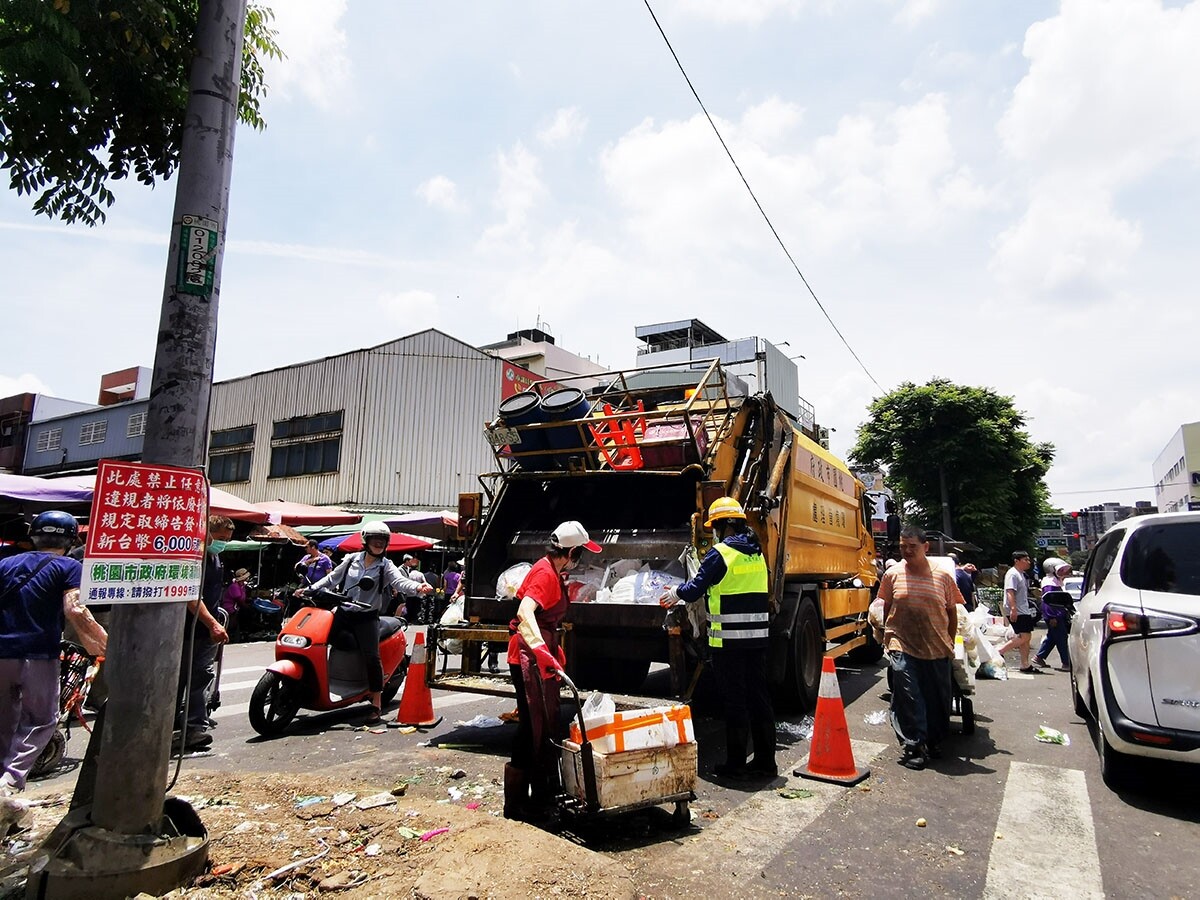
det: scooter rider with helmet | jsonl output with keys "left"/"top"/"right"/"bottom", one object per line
{"left": 299, "top": 521, "right": 431, "bottom": 723}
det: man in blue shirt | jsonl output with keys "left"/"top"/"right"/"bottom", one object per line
{"left": 0, "top": 511, "right": 106, "bottom": 794}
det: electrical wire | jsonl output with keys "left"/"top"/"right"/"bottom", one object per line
{"left": 641, "top": 0, "right": 882, "bottom": 392}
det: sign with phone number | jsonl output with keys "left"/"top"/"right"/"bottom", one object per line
{"left": 82, "top": 460, "right": 208, "bottom": 605}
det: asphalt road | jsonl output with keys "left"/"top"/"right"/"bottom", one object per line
{"left": 32, "top": 628, "right": 1200, "bottom": 899}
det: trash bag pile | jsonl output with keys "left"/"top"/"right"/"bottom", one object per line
{"left": 493, "top": 558, "right": 685, "bottom": 605}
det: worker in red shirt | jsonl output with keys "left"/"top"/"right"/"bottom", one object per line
{"left": 503, "top": 521, "right": 601, "bottom": 821}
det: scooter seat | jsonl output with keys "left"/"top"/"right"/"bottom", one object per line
{"left": 378, "top": 616, "right": 403, "bottom": 641}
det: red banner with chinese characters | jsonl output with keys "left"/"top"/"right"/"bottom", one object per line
{"left": 81, "top": 460, "right": 209, "bottom": 604}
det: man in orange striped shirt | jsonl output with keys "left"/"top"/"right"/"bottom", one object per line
{"left": 878, "top": 524, "right": 960, "bottom": 770}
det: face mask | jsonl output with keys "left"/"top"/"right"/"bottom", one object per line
{"left": 209, "top": 540, "right": 228, "bottom": 554}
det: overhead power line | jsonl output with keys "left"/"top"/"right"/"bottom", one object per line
{"left": 641, "top": 0, "right": 882, "bottom": 392}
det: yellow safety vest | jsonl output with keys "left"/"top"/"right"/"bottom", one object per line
{"left": 707, "top": 542, "right": 770, "bottom": 649}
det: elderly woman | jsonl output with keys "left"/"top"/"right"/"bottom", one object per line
{"left": 1033, "top": 558, "right": 1073, "bottom": 670}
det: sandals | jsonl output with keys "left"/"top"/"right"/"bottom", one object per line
{"left": 364, "top": 705, "right": 384, "bottom": 725}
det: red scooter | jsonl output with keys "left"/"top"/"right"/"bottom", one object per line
{"left": 248, "top": 585, "right": 409, "bottom": 736}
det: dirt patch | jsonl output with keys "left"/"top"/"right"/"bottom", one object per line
{"left": 2, "top": 769, "right": 639, "bottom": 899}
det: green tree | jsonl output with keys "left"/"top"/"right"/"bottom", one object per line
{"left": 0, "top": 0, "right": 282, "bottom": 226}
{"left": 850, "top": 379, "right": 1054, "bottom": 562}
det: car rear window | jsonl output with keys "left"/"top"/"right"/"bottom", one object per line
{"left": 1121, "top": 522, "right": 1200, "bottom": 596}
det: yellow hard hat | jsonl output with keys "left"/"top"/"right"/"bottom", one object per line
{"left": 705, "top": 497, "right": 746, "bottom": 528}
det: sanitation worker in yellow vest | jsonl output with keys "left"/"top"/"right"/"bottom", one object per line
{"left": 661, "top": 498, "right": 776, "bottom": 780}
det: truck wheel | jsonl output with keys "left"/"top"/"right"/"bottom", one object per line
{"left": 781, "top": 598, "right": 822, "bottom": 711}
{"left": 249, "top": 672, "right": 299, "bottom": 736}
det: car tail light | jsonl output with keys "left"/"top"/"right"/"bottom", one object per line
{"left": 1104, "top": 605, "right": 1198, "bottom": 643}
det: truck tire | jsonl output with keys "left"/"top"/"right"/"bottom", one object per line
{"left": 778, "top": 597, "right": 822, "bottom": 712}
{"left": 846, "top": 626, "right": 884, "bottom": 665}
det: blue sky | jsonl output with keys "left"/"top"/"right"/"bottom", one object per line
{"left": 3, "top": 0, "right": 1199, "bottom": 511}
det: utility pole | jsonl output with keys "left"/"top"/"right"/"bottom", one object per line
{"left": 91, "top": 0, "right": 247, "bottom": 839}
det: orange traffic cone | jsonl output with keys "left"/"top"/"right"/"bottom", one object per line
{"left": 395, "top": 631, "right": 442, "bottom": 728}
{"left": 795, "top": 656, "right": 870, "bottom": 786}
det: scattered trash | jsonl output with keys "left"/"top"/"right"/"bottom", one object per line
{"left": 355, "top": 793, "right": 398, "bottom": 811}
{"left": 211, "top": 863, "right": 243, "bottom": 877}
{"left": 396, "top": 726, "right": 417, "bottom": 734}
{"left": 776, "top": 716, "right": 815, "bottom": 741}
{"left": 266, "top": 841, "right": 329, "bottom": 881}
{"left": 397, "top": 827, "right": 422, "bottom": 840}
{"left": 447, "top": 788, "right": 464, "bottom": 801}
{"left": 995, "top": 833, "right": 1004, "bottom": 840}
{"left": 331, "top": 792, "right": 356, "bottom": 807}
{"left": 455, "top": 714, "right": 505, "bottom": 728}
{"left": 465, "top": 802, "right": 481, "bottom": 810}
{"left": 364, "top": 843, "right": 382, "bottom": 857}
{"left": 863, "top": 710, "right": 889, "bottom": 726}
{"left": 1035, "top": 726, "right": 1070, "bottom": 746}
{"left": 369, "top": 726, "right": 387, "bottom": 734}
{"left": 420, "top": 827, "right": 450, "bottom": 842}
{"left": 946, "top": 845, "right": 965, "bottom": 857}
{"left": 700, "top": 810, "right": 720, "bottom": 820}
{"left": 857, "top": 784, "right": 872, "bottom": 792}
{"left": 449, "top": 768, "right": 467, "bottom": 779}
{"left": 778, "top": 788, "right": 813, "bottom": 800}
{"left": 976, "top": 661, "right": 1008, "bottom": 681}
{"left": 295, "top": 796, "right": 327, "bottom": 809}
{"left": 916, "top": 818, "right": 927, "bottom": 827}
{"left": 390, "top": 784, "right": 408, "bottom": 797}
{"left": 318, "top": 869, "right": 368, "bottom": 891}
{"left": 254, "top": 803, "right": 275, "bottom": 811}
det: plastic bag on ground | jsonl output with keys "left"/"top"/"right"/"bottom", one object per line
{"left": 776, "top": 716, "right": 814, "bottom": 741}
{"left": 454, "top": 714, "right": 505, "bottom": 729}
{"left": 863, "top": 709, "right": 888, "bottom": 726}
{"left": 976, "top": 660, "right": 1008, "bottom": 681}
{"left": 1035, "top": 725, "right": 1070, "bottom": 746}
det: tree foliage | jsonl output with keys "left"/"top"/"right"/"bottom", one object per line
{"left": 850, "top": 379, "right": 1054, "bottom": 562}
{"left": 0, "top": 0, "right": 282, "bottom": 226}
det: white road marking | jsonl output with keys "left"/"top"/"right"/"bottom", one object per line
{"left": 212, "top": 702, "right": 249, "bottom": 720}
{"left": 216, "top": 679, "right": 260, "bottom": 693}
{"left": 213, "top": 688, "right": 495, "bottom": 722}
{"left": 433, "top": 692, "right": 502, "bottom": 711}
{"left": 983, "top": 762, "right": 1104, "bottom": 900}
{"left": 219, "top": 665, "right": 269, "bottom": 676}
{"left": 667, "top": 739, "right": 889, "bottom": 875}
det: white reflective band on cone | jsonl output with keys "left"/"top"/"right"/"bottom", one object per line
{"left": 412, "top": 643, "right": 426, "bottom": 665}
{"left": 818, "top": 665, "right": 840, "bottom": 700}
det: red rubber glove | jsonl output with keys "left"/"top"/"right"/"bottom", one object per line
{"left": 532, "top": 644, "right": 561, "bottom": 680}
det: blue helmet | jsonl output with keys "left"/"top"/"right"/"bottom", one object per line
{"left": 31, "top": 510, "right": 78, "bottom": 541}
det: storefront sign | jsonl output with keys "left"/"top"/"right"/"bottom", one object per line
{"left": 81, "top": 460, "right": 208, "bottom": 605}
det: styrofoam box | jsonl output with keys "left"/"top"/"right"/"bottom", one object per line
{"left": 568, "top": 705, "right": 694, "bottom": 754}
{"left": 561, "top": 740, "right": 698, "bottom": 810}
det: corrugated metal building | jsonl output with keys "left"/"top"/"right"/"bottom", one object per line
{"left": 208, "top": 329, "right": 503, "bottom": 511}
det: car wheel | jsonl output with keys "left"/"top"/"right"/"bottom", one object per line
{"left": 249, "top": 672, "right": 299, "bottom": 736}
{"left": 1070, "top": 668, "right": 1089, "bottom": 719}
{"left": 1098, "top": 727, "right": 1132, "bottom": 789}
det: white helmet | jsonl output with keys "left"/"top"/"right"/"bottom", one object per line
{"left": 361, "top": 521, "right": 391, "bottom": 540}
{"left": 550, "top": 521, "right": 601, "bottom": 553}
{"left": 1043, "top": 556, "right": 1069, "bottom": 575}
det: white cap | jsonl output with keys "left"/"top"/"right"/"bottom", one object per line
{"left": 551, "top": 521, "right": 601, "bottom": 553}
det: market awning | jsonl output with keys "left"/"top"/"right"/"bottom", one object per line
{"left": 0, "top": 473, "right": 94, "bottom": 504}
{"left": 252, "top": 499, "right": 362, "bottom": 526}
{"left": 246, "top": 523, "right": 309, "bottom": 545}
{"left": 380, "top": 510, "right": 459, "bottom": 542}
{"left": 333, "top": 532, "right": 433, "bottom": 553}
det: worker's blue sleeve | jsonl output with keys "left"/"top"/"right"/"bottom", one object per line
{"left": 676, "top": 546, "right": 728, "bottom": 604}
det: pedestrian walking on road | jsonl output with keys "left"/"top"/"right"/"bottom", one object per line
{"left": 996, "top": 551, "right": 1037, "bottom": 673}
{"left": 1033, "top": 558, "right": 1072, "bottom": 670}
{"left": 878, "top": 524, "right": 960, "bottom": 770}
{"left": 0, "top": 511, "right": 107, "bottom": 793}
{"left": 661, "top": 498, "right": 777, "bottom": 780}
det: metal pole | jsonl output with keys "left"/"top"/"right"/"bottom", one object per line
{"left": 939, "top": 464, "right": 953, "bottom": 539}
{"left": 91, "top": 0, "right": 247, "bottom": 835}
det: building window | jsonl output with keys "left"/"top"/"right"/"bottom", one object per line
{"left": 269, "top": 410, "right": 343, "bottom": 478}
{"left": 79, "top": 421, "right": 108, "bottom": 446}
{"left": 127, "top": 411, "right": 146, "bottom": 438}
{"left": 36, "top": 428, "right": 62, "bottom": 452}
{"left": 208, "top": 425, "right": 255, "bottom": 484}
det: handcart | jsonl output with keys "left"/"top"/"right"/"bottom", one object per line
{"left": 556, "top": 671, "right": 696, "bottom": 828}
{"left": 951, "top": 647, "right": 976, "bottom": 735}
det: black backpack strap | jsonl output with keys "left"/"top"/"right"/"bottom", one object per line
{"left": 0, "top": 554, "right": 58, "bottom": 606}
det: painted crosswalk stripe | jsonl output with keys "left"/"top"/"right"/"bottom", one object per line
{"left": 216, "top": 679, "right": 260, "bottom": 693}
{"left": 219, "top": 665, "right": 269, "bottom": 676}
{"left": 983, "top": 762, "right": 1103, "bottom": 899}
{"left": 667, "top": 739, "right": 889, "bottom": 875}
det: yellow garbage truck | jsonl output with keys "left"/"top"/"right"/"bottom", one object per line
{"left": 433, "top": 359, "right": 879, "bottom": 710}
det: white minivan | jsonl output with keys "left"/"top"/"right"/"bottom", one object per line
{"left": 1069, "top": 512, "right": 1200, "bottom": 787}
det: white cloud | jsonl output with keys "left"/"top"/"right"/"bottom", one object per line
{"left": 601, "top": 94, "right": 981, "bottom": 257}
{"left": 894, "top": 0, "right": 941, "bottom": 27}
{"left": 0, "top": 373, "right": 54, "bottom": 397}
{"left": 263, "top": 0, "right": 352, "bottom": 110}
{"left": 537, "top": 107, "right": 588, "bottom": 147}
{"left": 992, "top": 0, "right": 1200, "bottom": 297}
{"left": 378, "top": 289, "right": 439, "bottom": 329}
{"left": 669, "top": 0, "right": 808, "bottom": 25}
{"left": 416, "top": 176, "right": 464, "bottom": 213}
{"left": 479, "top": 143, "right": 546, "bottom": 250}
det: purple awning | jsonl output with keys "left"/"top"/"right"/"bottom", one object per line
{"left": 0, "top": 473, "right": 95, "bottom": 504}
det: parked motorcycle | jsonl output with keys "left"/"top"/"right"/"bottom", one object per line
{"left": 248, "top": 584, "right": 409, "bottom": 736}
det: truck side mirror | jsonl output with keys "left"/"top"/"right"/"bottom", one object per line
{"left": 886, "top": 514, "right": 901, "bottom": 544}
{"left": 457, "top": 493, "right": 481, "bottom": 541}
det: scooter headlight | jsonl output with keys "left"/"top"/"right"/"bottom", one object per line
{"left": 279, "top": 634, "right": 310, "bottom": 649}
